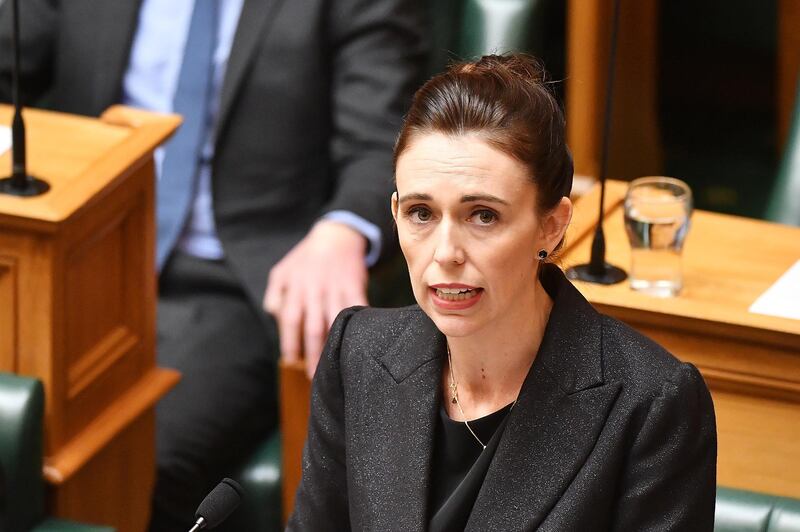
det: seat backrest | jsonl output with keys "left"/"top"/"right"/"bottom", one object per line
{"left": 0, "top": 372, "right": 45, "bottom": 532}
{"left": 427, "top": 0, "right": 548, "bottom": 75}
{"left": 767, "top": 75, "right": 800, "bottom": 226}
{"left": 459, "top": 0, "right": 546, "bottom": 60}
{"left": 716, "top": 487, "right": 800, "bottom": 532}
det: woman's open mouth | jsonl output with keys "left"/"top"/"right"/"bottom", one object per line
{"left": 429, "top": 284, "right": 483, "bottom": 310}
{"left": 434, "top": 287, "right": 480, "bottom": 301}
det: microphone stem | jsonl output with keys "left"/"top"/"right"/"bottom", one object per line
{"left": 590, "top": 0, "right": 622, "bottom": 273}
{"left": 188, "top": 517, "right": 205, "bottom": 532}
{"left": 10, "top": 0, "right": 27, "bottom": 187}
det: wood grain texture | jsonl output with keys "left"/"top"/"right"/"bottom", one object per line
{"left": 49, "top": 412, "right": 158, "bottom": 532}
{"left": 566, "top": 0, "right": 663, "bottom": 180}
{"left": 564, "top": 181, "right": 800, "bottom": 498}
{"left": 44, "top": 368, "right": 179, "bottom": 484}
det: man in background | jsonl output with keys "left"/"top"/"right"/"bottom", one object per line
{"left": 0, "top": 0, "right": 426, "bottom": 529}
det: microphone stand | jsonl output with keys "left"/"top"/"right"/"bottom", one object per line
{"left": 566, "top": 0, "right": 626, "bottom": 285}
{"left": 0, "top": 0, "right": 50, "bottom": 197}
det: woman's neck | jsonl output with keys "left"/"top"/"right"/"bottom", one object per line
{"left": 444, "top": 278, "right": 552, "bottom": 420}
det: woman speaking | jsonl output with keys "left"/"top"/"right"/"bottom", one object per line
{"left": 288, "top": 54, "right": 716, "bottom": 531}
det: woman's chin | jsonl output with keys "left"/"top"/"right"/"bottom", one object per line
{"left": 427, "top": 312, "right": 483, "bottom": 338}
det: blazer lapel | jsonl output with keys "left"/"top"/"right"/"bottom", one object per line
{"left": 92, "top": 0, "right": 143, "bottom": 113}
{"left": 357, "top": 310, "right": 445, "bottom": 531}
{"left": 466, "top": 266, "right": 622, "bottom": 531}
{"left": 217, "top": 0, "right": 283, "bottom": 135}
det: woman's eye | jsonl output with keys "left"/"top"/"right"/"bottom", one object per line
{"left": 407, "top": 206, "right": 433, "bottom": 223}
{"left": 472, "top": 209, "right": 498, "bottom": 225}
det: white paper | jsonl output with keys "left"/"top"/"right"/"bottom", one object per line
{"left": 749, "top": 259, "right": 800, "bottom": 321}
{"left": 0, "top": 126, "right": 10, "bottom": 155}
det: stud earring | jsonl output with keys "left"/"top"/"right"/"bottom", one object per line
{"left": 537, "top": 249, "right": 548, "bottom": 260}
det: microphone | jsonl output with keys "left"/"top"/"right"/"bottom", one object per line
{"left": 0, "top": 0, "right": 50, "bottom": 197}
{"left": 188, "top": 478, "right": 244, "bottom": 532}
{"left": 565, "top": 0, "right": 626, "bottom": 285}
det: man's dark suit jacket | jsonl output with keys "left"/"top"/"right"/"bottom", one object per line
{"left": 289, "top": 265, "right": 717, "bottom": 531}
{"left": 0, "top": 0, "right": 425, "bottom": 304}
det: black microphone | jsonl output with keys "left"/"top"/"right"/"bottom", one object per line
{"left": 0, "top": 0, "right": 50, "bottom": 197}
{"left": 188, "top": 478, "right": 244, "bottom": 532}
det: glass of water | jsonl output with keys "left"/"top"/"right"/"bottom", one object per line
{"left": 624, "top": 177, "right": 693, "bottom": 297}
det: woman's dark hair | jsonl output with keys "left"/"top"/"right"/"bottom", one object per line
{"left": 394, "top": 53, "right": 573, "bottom": 216}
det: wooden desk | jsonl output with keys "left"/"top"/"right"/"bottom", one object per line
{"left": 0, "top": 105, "right": 180, "bottom": 530}
{"left": 563, "top": 180, "right": 800, "bottom": 498}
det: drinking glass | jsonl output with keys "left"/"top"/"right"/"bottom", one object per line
{"left": 623, "top": 177, "right": 693, "bottom": 297}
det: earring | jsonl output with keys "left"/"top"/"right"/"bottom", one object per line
{"left": 537, "top": 249, "right": 548, "bottom": 260}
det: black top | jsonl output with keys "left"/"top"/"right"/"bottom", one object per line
{"left": 430, "top": 402, "right": 514, "bottom": 531}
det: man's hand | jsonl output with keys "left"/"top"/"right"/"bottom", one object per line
{"left": 263, "top": 220, "right": 368, "bottom": 379}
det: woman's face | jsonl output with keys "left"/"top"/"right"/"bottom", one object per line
{"left": 392, "top": 133, "right": 571, "bottom": 338}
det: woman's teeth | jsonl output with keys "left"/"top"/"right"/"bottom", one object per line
{"left": 435, "top": 287, "right": 479, "bottom": 301}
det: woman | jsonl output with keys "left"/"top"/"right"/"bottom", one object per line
{"left": 288, "top": 54, "right": 716, "bottom": 531}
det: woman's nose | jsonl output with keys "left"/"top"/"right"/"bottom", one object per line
{"left": 433, "top": 221, "right": 465, "bottom": 266}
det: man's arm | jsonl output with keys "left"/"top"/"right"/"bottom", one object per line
{"left": 263, "top": 0, "right": 426, "bottom": 378}
{"left": 322, "top": 0, "right": 428, "bottom": 253}
{"left": 0, "top": 0, "right": 59, "bottom": 105}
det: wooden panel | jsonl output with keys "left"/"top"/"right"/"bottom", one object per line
{"left": 280, "top": 360, "right": 312, "bottom": 523}
{"left": 45, "top": 369, "right": 179, "bottom": 485}
{"left": 49, "top": 413, "right": 157, "bottom": 532}
{"left": 566, "top": 0, "right": 663, "bottom": 181}
{"left": 714, "top": 391, "right": 800, "bottom": 498}
{"left": 0, "top": 256, "right": 17, "bottom": 371}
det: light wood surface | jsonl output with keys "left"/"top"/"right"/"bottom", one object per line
{"left": 0, "top": 104, "right": 180, "bottom": 530}
{"left": 563, "top": 180, "right": 800, "bottom": 498}
{"left": 280, "top": 360, "right": 312, "bottom": 523}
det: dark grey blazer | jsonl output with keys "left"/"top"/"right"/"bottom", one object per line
{"left": 289, "top": 265, "right": 717, "bottom": 531}
{"left": 0, "top": 0, "right": 426, "bottom": 305}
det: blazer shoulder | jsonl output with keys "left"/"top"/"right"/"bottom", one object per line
{"left": 335, "top": 305, "right": 442, "bottom": 384}
{"left": 335, "top": 304, "right": 425, "bottom": 355}
{"left": 342, "top": 304, "right": 425, "bottom": 341}
{"left": 600, "top": 315, "right": 706, "bottom": 402}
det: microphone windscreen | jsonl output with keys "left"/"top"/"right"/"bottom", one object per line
{"left": 195, "top": 478, "right": 244, "bottom": 528}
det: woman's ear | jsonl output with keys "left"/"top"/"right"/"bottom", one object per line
{"left": 541, "top": 196, "right": 573, "bottom": 251}
{"left": 391, "top": 190, "right": 399, "bottom": 223}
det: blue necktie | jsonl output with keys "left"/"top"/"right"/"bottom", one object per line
{"left": 157, "top": 0, "right": 218, "bottom": 270}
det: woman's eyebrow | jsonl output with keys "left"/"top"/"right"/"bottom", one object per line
{"left": 461, "top": 194, "right": 510, "bottom": 205}
{"left": 398, "top": 192, "right": 432, "bottom": 203}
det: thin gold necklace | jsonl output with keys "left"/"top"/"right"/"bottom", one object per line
{"left": 447, "top": 343, "right": 524, "bottom": 451}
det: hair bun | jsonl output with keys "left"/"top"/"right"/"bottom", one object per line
{"left": 460, "top": 53, "right": 548, "bottom": 85}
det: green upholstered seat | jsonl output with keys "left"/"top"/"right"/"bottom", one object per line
{"left": 0, "top": 373, "right": 115, "bottom": 532}
{"left": 428, "top": 0, "right": 546, "bottom": 75}
{"left": 0, "top": 372, "right": 45, "bottom": 532}
{"left": 459, "top": 0, "right": 546, "bottom": 60}
{"left": 767, "top": 76, "right": 800, "bottom": 226}
{"left": 226, "top": 431, "right": 282, "bottom": 531}
{"left": 716, "top": 487, "right": 800, "bottom": 532}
